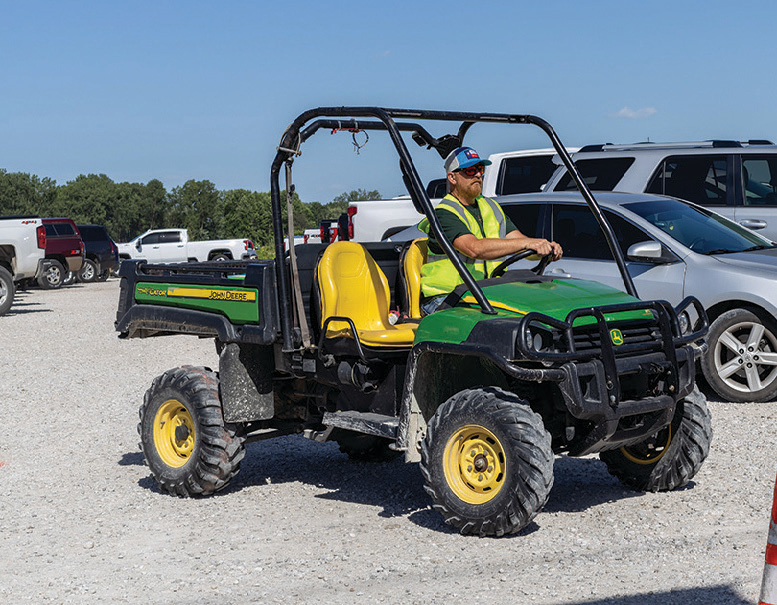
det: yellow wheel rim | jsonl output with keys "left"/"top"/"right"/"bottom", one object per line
{"left": 620, "top": 427, "right": 672, "bottom": 465}
{"left": 443, "top": 425, "right": 506, "bottom": 505}
{"left": 153, "top": 399, "right": 196, "bottom": 468}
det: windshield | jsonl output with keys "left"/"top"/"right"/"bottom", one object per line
{"left": 623, "top": 198, "right": 774, "bottom": 254}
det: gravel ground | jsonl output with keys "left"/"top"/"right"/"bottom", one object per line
{"left": 0, "top": 279, "right": 775, "bottom": 604}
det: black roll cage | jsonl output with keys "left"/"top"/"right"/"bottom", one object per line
{"left": 271, "top": 107, "right": 638, "bottom": 351}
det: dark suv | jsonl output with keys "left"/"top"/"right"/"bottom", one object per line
{"left": 39, "top": 218, "right": 84, "bottom": 289}
{"left": 76, "top": 224, "right": 119, "bottom": 282}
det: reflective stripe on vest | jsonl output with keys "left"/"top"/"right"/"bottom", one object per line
{"left": 419, "top": 194, "right": 508, "bottom": 297}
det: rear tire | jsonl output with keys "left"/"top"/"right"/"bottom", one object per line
{"left": 95, "top": 269, "right": 110, "bottom": 282}
{"left": 138, "top": 366, "right": 246, "bottom": 496}
{"left": 420, "top": 387, "right": 554, "bottom": 537}
{"left": 38, "top": 260, "right": 65, "bottom": 289}
{"left": 78, "top": 259, "right": 98, "bottom": 282}
{"left": 599, "top": 386, "right": 712, "bottom": 492}
{"left": 0, "top": 266, "right": 14, "bottom": 315}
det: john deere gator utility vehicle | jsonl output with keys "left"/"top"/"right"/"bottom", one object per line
{"left": 116, "top": 107, "right": 712, "bottom": 536}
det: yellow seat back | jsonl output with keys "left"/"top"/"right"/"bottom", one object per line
{"left": 317, "top": 241, "right": 416, "bottom": 347}
{"left": 401, "top": 238, "right": 428, "bottom": 319}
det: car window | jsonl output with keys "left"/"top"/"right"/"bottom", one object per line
{"left": 158, "top": 231, "right": 181, "bottom": 243}
{"left": 44, "top": 222, "right": 76, "bottom": 236}
{"left": 623, "top": 198, "right": 771, "bottom": 253}
{"left": 141, "top": 233, "right": 160, "bottom": 245}
{"left": 646, "top": 155, "right": 728, "bottom": 206}
{"left": 500, "top": 204, "right": 543, "bottom": 238}
{"left": 741, "top": 156, "right": 777, "bottom": 206}
{"left": 78, "top": 225, "right": 105, "bottom": 240}
{"left": 552, "top": 158, "right": 635, "bottom": 192}
{"left": 551, "top": 204, "right": 651, "bottom": 260}
{"left": 496, "top": 156, "right": 556, "bottom": 195}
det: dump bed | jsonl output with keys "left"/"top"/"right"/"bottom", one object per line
{"left": 115, "top": 259, "right": 280, "bottom": 343}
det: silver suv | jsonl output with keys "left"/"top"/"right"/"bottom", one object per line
{"left": 544, "top": 140, "right": 777, "bottom": 241}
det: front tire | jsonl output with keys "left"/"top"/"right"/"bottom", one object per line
{"left": 701, "top": 308, "right": 777, "bottom": 402}
{"left": 138, "top": 366, "right": 246, "bottom": 497}
{"left": 0, "top": 266, "right": 14, "bottom": 315}
{"left": 420, "top": 387, "right": 554, "bottom": 537}
{"left": 38, "top": 260, "right": 65, "bottom": 289}
{"left": 599, "top": 386, "right": 712, "bottom": 492}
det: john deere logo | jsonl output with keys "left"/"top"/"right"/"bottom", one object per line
{"left": 610, "top": 328, "right": 624, "bottom": 346}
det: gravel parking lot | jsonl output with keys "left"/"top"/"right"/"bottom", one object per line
{"left": 0, "top": 279, "right": 775, "bottom": 604}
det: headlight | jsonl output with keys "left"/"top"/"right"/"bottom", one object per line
{"left": 677, "top": 311, "right": 691, "bottom": 335}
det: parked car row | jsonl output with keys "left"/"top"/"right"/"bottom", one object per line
{"left": 36, "top": 219, "right": 120, "bottom": 289}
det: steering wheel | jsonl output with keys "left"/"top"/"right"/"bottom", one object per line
{"left": 490, "top": 250, "right": 553, "bottom": 278}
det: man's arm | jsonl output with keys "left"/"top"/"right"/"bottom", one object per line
{"left": 453, "top": 229, "right": 563, "bottom": 261}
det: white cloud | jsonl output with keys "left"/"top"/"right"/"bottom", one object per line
{"left": 376, "top": 50, "right": 391, "bottom": 58}
{"left": 611, "top": 106, "right": 657, "bottom": 119}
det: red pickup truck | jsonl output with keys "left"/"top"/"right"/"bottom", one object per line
{"left": 38, "top": 218, "right": 84, "bottom": 289}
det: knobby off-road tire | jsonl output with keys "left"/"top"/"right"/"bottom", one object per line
{"left": 138, "top": 366, "right": 246, "bottom": 497}
{"left": 37, "top": 260, "right": 65, "bottom": 289}
{"left": 335, "top": 431, "right": 400, "bottom": 462}
{"left": 420, "top": 387, "right": 554, "bottom": 537}
{"left": 701, "top": 308, "right": 777, "bottom": 403}
{"left": 599, "top": 386, "right": 712, "bottom": 492}
{"left": 0, "top": 266, "right": 14, "bottom": 316}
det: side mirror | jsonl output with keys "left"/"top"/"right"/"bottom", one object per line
{"left": 627, "top": 240, "right": 676, "bottom": 263}
{"left": 135, "top": 241, "right": 142, "bottom": 251}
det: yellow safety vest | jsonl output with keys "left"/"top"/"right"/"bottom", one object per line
{"left": 419, "top": 194, "right": 508, "bottom": 297}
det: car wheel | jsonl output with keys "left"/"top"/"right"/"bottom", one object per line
{"left": 420, "top": 386, "right": 554, "bottom": 537}
{"left": 78, "top": 259, "right": 97, "bottom": 282}
{"left": 701, "top": 308, "right": 777, "bottom": 402}
{"left": 138, "top": 366, "right": 246, "bottom": 497}
{"left": 211, "top": 254, "right": 230, "bottom": 261}
{"left": 62, "top": 271, "right": 77, "bottom": 286}
{"left": 37, "top": 260, "right": 65, "bottom": 289}
{"left": 0, "top": 266, "right": 15, "bottom": 315}
{"left": 600, "top": 386, "right": 712, "bottom": 491}
{"left": 95, "top": 269, "right": 111, "bottom": 282}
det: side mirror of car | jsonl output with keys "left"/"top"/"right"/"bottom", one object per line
{"left": 135, "top": 241, "right": 142, "bottom": 251}
{"left": 627, "top": 241, "right": 677, "bottom": 263}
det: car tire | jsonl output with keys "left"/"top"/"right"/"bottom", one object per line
{"left": 420, "top": 386, "right": 554, "bottom": 537}
{"left": 37, "top": 260, "right": 66, "bottom": 289}
{"left": 95, "top": 269, "right": 111, "bottom": 282}
{"left": 78, "top": 259, "right": 98, "bottom": 282}
{"left": 599, "top": 386, "right": 712, "bottom": 491}
{"left": 62, "top": 271, "right": 77, "bottom": 286}
{"left": 701, "top": 308, "right": 777, "bottom": 402}
{"left": 0, "top": 266, "right": 15, "bottom": 316}
{"left": 138, "top": 366, "right": 246, "bottom": 497}
{"left": 211, "top": 254, "right": 230, "bottom": 261}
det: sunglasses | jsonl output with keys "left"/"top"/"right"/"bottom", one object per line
{"left": 457, "top": 164, "right": 485, "bottom": 177}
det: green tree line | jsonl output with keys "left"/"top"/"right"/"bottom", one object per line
{"left": 0, "top": 170, "right": 381, "bottom": 257}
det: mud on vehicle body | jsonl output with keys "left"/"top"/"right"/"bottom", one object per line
{"left": 116, "top": 107, "right": 712, "bottom": 536}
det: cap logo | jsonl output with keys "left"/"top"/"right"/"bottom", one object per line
{"left": 464, "top": 149, "right": 479, "bottom": 160}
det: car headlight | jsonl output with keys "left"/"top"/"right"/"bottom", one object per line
{"left": 677, "top": 311, "right": 691, "bottom": 336}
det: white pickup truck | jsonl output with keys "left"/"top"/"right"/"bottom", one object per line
{"left": 0, "top": 216, "right": 51, "bottom": 315}
{"left": 346, "top": 148, "right": 577, "bottom": 242}
{"left": 117, "top": 228, "right": 257, "bottom": 263}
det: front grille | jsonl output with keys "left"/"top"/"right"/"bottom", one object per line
{"left": 569, "top": 322, "right": 660, "bottom": 357}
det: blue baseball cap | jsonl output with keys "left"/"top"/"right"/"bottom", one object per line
{"left": 444, "top": 146, "right": 492, "bottom": 173}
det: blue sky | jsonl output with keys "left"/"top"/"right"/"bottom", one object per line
{"left": 1, "top": 1, "right": 775, "bottom": 204}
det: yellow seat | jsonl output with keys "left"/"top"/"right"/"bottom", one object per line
{"left": 401, "top": 238, "right": 428, "bottom": 319}
{"left": 317, "top": 242, "right": 417, "bottom": 348}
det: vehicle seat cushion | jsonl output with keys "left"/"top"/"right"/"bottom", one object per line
{"left": 317, "top": 241, "right": 417, "bottom": 347}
